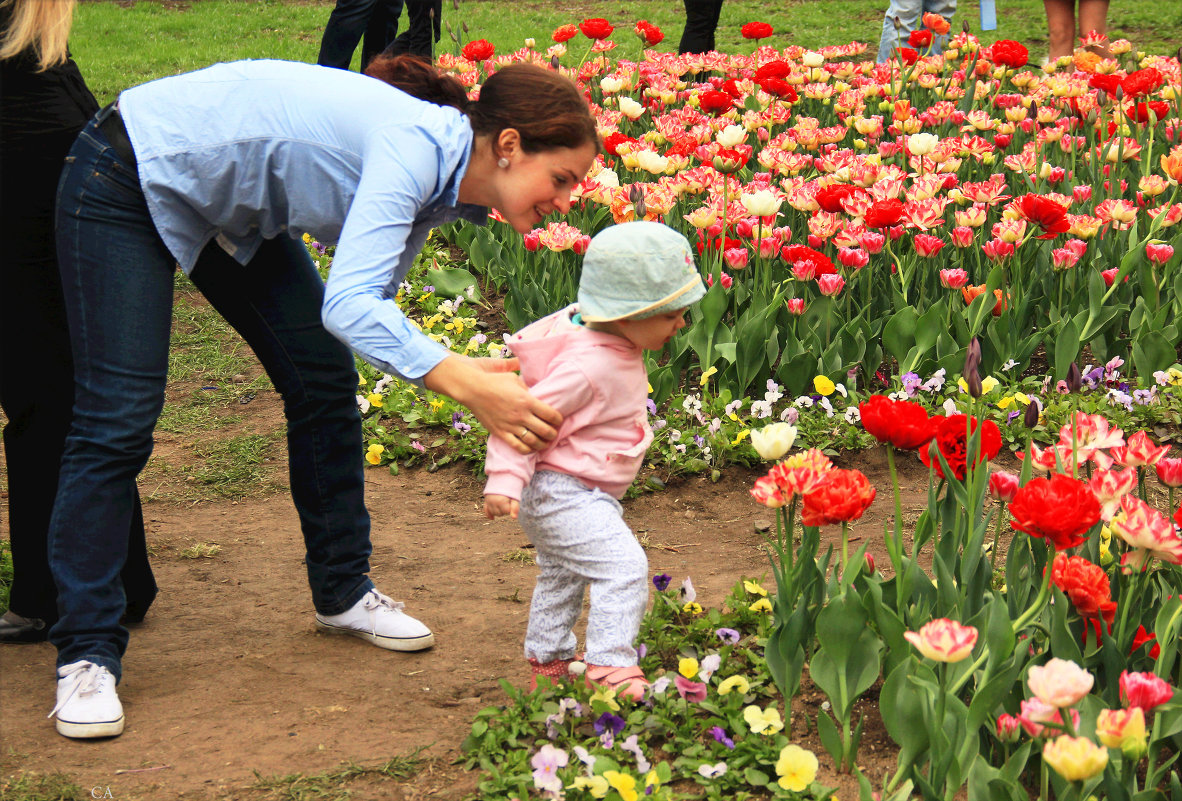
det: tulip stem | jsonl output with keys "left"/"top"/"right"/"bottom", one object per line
{"left": 886, "top": 445, "right": 903, "bottom": 573}
{"left": 1013, "top": 545, "right": 1056, "bottom": 635}
{"left": 991, "top": 501, "right": 1006, "bottom": 575}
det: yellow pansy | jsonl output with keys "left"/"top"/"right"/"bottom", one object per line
{"left": 998, "top": 395, "right": 1016, "bottom": 410}
{"left": 718, "top": 675, "right": 751, "bottom": 695}
{"left": 429, "top": 398, "right": 445, "bottom": 411}
{"left": 367, "top": 393, "right": 383, "bottom": 408}
{"left": 644, "top": 770, "right": 662, "bottom": 791}
{"left": 743, "top": 580, "right": 768, "bottom": 596}
{"left": 731, "top": 429, "right": 750, "bottom": 447}
{"left": 302, "top": 232, "right": 313, "bottom": 243}
{"left": 775, "top": 744, "right": 819, "bottom": 791}
{"left": 700, "top": 366, "right": 718, "bottom": 386}
{"left": 365, "top": 444, "right": 384, "bottom": 465}
{"left": 605, "top": 771, "right": 638, "bottom": 801}
{"left": 813, "top": 375, "right": 836, "bottom": 396}
{"left": 589, "top": 686, "right": 620, "bottom": 712}
{"left": 743, "top": 704, "right": 784, "bottom": 735}
{"left": 678, "top": 658, "right": 700, "bottom": 679}
{"left": 570, "top": 775, "right": 609, "bottom": 798}
{"left": 981, "top": 375, "right": 999, "bottom": 393}
{"left": 357, "top": 373, "right": 367, "bottom": 386}
{"left": 749, "top": 597, "right": 773, "bottom": 613}
{"left": 487, "top": 343, "right": 503, "bottom": 356}
{"left": 683, "top": 602, "right": 704, "bottom": 615}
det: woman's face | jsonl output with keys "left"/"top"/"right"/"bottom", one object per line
{"left": 495, "top": 141, "right": 597, "bottom": 234}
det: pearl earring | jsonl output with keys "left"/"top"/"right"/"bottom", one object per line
{"left": 497, "top": 157, "right": 510, "bottom": 169}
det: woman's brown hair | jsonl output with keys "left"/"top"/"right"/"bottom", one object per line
{"left": 365, "top": 55, "right": 598, "bottom": 155}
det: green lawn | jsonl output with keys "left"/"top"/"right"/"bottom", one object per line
{"left": 72, "top": 0, "right": 1182, "bottom": 102}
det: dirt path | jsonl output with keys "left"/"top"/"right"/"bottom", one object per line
{"left": 2, "top": 434, "right": 938, "bottom": 799}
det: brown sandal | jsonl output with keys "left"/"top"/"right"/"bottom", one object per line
{"left": 584, "top": 664, "right": 650, "bottom": 701}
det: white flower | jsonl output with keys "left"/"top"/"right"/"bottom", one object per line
{"left": 833, "top": 384, "right": 848, "bottom": 398}
{"left": 764, "top": 380, "right": 784, "bottom": 404}
{"left": 524, "top": 37, "right": 536, "bottom": 49}
{"left": 923, "top": 368, "right": 947, "bottom": 391}
{"left": 942, "top": 398, "right": 959, "bottom": 415}
{"left": 908, "top": 132, "right": 939, "bottom": 156}
{"left": 716, "top": 124, "right": 747, "bottom": 147}
{"left": 802, "top": 50, "right": 824, "bottom": 67}
{"left": 819, "top": 397, "right": 834, "bottom": 417}
{"left": 356, "top": 395, "right": 371, "bottom": 414}
{"left": 751, "top": 422, "right": 798, "bottom": 460}
{"left": 698, "top": 762, "right": 728, "bottom": 778}
{"left": 618, "top": 96, "right": 647, "bottom": 120}
{"left": 794, "top": 396, "right": 814, "bottom": 408}
{"left": 594, "top": 167, "right": 620, "bottom": 189}
{"left": 636, "top": 150, "right": 669, "bottom": 173}
{"left": 740, "top": 188, "right": 782, "bottom": 217}
{"left": 680, "top": 577, "right": 697, "bottom": 603}
{"left": 749, "top": 399, "right": 773, "bottom": 418}
{"left": 699, "top": 653, "right": 722, "bottom": 682}
{"left": 844, "top": 407, "right": 861, "bottom": 424}
{"left": 780, "top": 407, "right": 798, "bottom": 424}
{"left": 1002, "top": 359, "right": 1019, "bottom": 371}
{"left": 683, "top": 394, "right": 703, "bottom": 414}
{"left": 600, "top": 75, "right": 625, "bottom": 93}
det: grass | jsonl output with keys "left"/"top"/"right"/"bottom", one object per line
{"left": 246, "top": 752, "right": 423, "bottom": 801}
{"left": 70, "top": 0, "right": 1182, "bottom": 105}
{"left": 0, "top": 771, "right": 86, "bottom": 801}
{"left": 177, "top": 541, "right": 223, "bottom": 558}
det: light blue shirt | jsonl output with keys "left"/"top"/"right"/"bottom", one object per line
{"left": 119, "top": 59, "right": 488, "bottom": 384}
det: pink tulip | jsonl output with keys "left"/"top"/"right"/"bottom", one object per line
{"left": 858, "top": 230, "right": 886, "bottom": 254}
{"left": 723, "top": 247, "right": 750, "bottom": 270}
{"left": 1120, "top": 671, "right": 1174, "bottom": 711}
{"left": 904, "top": 619, "right": 978, "bottom": 662}
{"left": 1154, "top": 457, "right": 1182, "bottom": 487}
{"left": 1146, "top": 242, "right": 1174, "bottom": 266}
{"left": 837, "top": 247, "right": 869, "bottom": 269}
{"left": 939, "top": 268, "right": 968, "bottom": 289}
{"left": 818, "top": 274, "right": 845, "bottom": 297}
{"left": 1051, "top": 248, "right": 1080, "bottom": 270}
{"left": 988, "top": 471, "right": 1020, "bottom": 502}
{"left": 996, "top": 713, "right": 1022, "bottom": 743}
{"left": 949, "top": 226, "right": 975, "bottom": 248}
{"left": 982, "top": 238, "right": 1015, "bottom": 262}
{"left": 1027, "top": 658, "right": 1094, "bottom": 708}
{"left": 1046, "top": 166, "right": 1066, "bottom": 184}
{"left": 786, "top": 298, "right": 805, "bottom": 315}
{"left": 914, "top": 233, "right": 945, "bottom": 257}
{"left": 1073, "top": 184, "right": 1092, "bottom": 203}
{"left": 1112, "top": 430, "right": 1171, "bottom": 468}
{"left": 523, "top": 230, "right": 542, "bottom": 251}
{"left": 1065, "top": 239, "right": 1088, "bottom": 257}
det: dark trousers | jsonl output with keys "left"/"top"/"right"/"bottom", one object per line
{"left": 0, "top": 129, "right": 156, "bottom": 626}
{"left": 317, "top": 0, "right": 440, "bottom": 69}
{"left": 678, "top": 0, "right": 725, "bottom": 54}
{"left": 50, "top": 121, "right": 375, "bottom": 679}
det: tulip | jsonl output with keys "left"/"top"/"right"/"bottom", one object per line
{"left": 1096, "top": 707, "right": 1147, "bottom": 758}
{"left": 523, "top": 230, "right": 542, "bottom": 251}
{"left": 1146, "top": 242, "right": 1174, "bottom": 265}
{"left": 858, "top": 230, "right": 886, "bottom": 254}
{"left": 904, "top": 619, "right": 978, "bottom": 662}
{"left": 988, "top": 471, "right": 1020, "bottom": 502}
{"left": 818, "top": 274, "right": 845, "bottom": 297}
{"left": 740, "top": 188, "right": 782, "bottom": 217}
{"left": 837, "top": 247, "right": 869, "bottom": 269}
{"left": 908, "top": 132, "right": 939, "bottom": 156}
{"left": 786, "top": 298, "right": 805, "bottom": 315}
{"left": 1120, "top": 670, "right": 1175, "bottom": 711}
{"left": 750, "top": 474, "right": 786, "bottom": 508}
{"left": 939, "top": 268, "right": 968, "bottom": 288}
{"left": 949, "top": 226, "right": 975, "bottom": 247}
{"left": 1154, "top": 457, "right": 1182, "bottom": 487}
{"left": 1051, "top": 247, "right": 1080, "bottom": 270}
{"left": 751, "top": 422, "right": 798, "bottom": 461}
{"left": 1042, "top": 735, "right": 1109, "bottom": 781}
{"left": 1027, "top": 658, "right": 1094, "bottom": 708}
{"left": 996, "top": 713, "right": 1022, "bottom": 743}
{"left": 723, "top": 247, "right": 750, "bottom": 270}
{"left": 914, "top": 233, "right": 945, "bottom": 257}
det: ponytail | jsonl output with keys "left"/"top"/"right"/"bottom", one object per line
{"left": 364, "top": 54, "right": 469, "bottom": 112}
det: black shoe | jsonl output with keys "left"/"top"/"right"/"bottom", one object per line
{"left": 121, "top": 599, "right": 151, "bottom": 626}
{"left": 0, "top": 611, "right": 49, "bottom": 643}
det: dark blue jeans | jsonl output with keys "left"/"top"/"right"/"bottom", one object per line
{"left": 50, "top": 120, "right": 375, "bottom": 680}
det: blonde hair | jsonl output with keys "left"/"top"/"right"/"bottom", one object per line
{"left": 0, "top": 0, "right": 76, "bottom": 71}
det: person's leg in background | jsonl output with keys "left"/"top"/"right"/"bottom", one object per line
{"left": 877, "top": 0, "right": 922, "bottom": 62}
{"left": 361, "top": 0, "right": 403, "bottom": 69}
{"left": 1077, "top": 0, "right": 1112, "bottom": 56}
{"left": 317, "top": 0, "right": 381, "bottom": 70}
{"left": 1044, "top": 0, "right": 1078, "bottom": 61}
{"left": 388, "top": 0, "right": 440, "bottom": 60}
{"left": 678, "top": 0, "right": 725, "bottom": 55}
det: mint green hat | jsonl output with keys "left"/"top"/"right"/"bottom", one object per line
{"left": 578, "top": 221, "right": 707, "bottom": 323}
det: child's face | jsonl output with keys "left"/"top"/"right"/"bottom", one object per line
{"left": 616, "top": 310, "right": 688, "bottom": 351}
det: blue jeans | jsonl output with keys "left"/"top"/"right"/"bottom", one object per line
{"left": 50, "top": 120, "right": 375, "bottom": 680}
{"left": 877, "top": 0, "right": 957, "bottom": 63}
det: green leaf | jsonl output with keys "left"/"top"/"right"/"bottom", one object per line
{"left": 1133, "top": 330, "right": 1177, "bottom": 379}
{"left": 882, "top": 306, "right": 919, "bottom": 365}
{"left": 816, "top": 711, "right": 844, "bottom": 768}
{"left": 1052, "top": 316, "right": 1081, "bottom": 381}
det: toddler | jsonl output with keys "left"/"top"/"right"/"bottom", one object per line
{"left": 483, "top": 221, "right": 706, "bottom": 700}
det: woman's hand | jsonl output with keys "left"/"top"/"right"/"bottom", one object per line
{"left": 423, "top": 355, "right": 562, "bottom": 454}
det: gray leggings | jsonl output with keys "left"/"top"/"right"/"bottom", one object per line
{"left": 519, "top": 471, "right": 649, "bottom": 667}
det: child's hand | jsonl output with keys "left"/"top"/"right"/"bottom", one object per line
{"left": 483, "top": 495, "right": 519, "bottom": 519}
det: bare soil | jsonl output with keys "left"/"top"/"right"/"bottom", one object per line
{"left": 1, "top": 379, "right": 940, "bottom": 801}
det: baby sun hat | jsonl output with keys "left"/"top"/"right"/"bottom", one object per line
{"left": 577, "top": 221, "right": 707, "bottom": 323}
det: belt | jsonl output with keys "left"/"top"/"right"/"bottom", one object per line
{"left": 95, "top": 102, "right": 137, "bottom": 167}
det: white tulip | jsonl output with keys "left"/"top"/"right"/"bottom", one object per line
{"left": 802, "top": 51, "right": 824, "bottom": 67}
{"left": 636, "top": 150, "right": 670, "bottom": 174}
{"left": 750, "top": 422, "right": 797, "bottom": 460}
{"left": 741, "top": 189, "right": 782, "bottom": 218}
{"left": 715, "top": 124, "right": 747, "bottom": 147}
{"left": 600, "top": 75, "right": 625, "bottom": 93}
{"left": 618, "top": 96, "right": 646, "bottom": 120}
{"left": 594, "top": 167, "right": 620, "bottom": 189}
{"left": 908, "top": 132, "right": 939, "bottom": 156}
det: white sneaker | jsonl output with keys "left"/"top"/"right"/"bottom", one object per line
{"left": 48, "top": 661, "right": 125, "bottom": 739}
{"left": 314, "top": 589, "right": 434, "bottom": 652}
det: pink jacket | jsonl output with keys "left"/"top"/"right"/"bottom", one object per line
{"left": 483, "top": 305, "right": 653, "bottom": 501}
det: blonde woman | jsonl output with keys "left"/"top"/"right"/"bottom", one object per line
{"left": 0, "top": 0, "right": 157, "bottom": 646}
